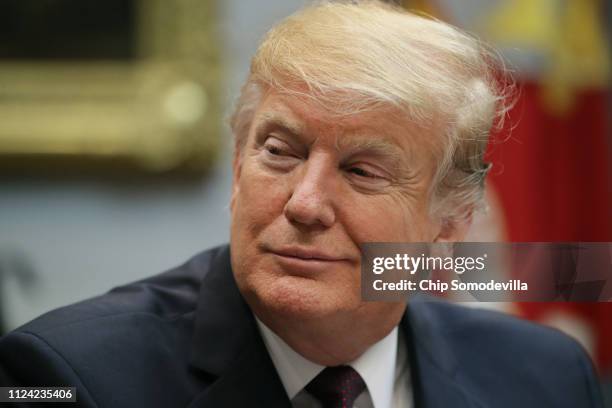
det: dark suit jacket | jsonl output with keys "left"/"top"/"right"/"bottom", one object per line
{"left": 0, "top": 245, "right": 604, "bottom": 407}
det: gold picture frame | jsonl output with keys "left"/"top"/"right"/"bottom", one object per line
{"left": 0, "top": 0, "right": 221, "bottom": 174}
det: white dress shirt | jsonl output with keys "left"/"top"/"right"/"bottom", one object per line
{"left": 256, "top": 319, "right": 413, "bottom": 408}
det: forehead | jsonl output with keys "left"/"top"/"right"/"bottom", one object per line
{"left": 250, "top": 90, "right": 439, "bottom": 157}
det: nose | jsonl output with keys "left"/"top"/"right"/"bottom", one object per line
{"left": 283, "top": 155, "right": 336, "bottom": 228}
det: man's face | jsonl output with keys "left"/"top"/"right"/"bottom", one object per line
{"left": 230, "top": 88, "right": 442, "bottom": 326}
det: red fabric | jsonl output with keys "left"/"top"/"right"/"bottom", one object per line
{"left": 485, "top": 82, "right": 612, "bottom": 372}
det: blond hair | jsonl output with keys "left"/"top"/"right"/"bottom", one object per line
{"left": 230, "top": 0, "right": 512, "bottom": 223}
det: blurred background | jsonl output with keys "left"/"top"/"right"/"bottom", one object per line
{"left": 0, "top": 0, "right": 610, "bottom": 403}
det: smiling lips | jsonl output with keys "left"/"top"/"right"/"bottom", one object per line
{"left": 267, "top": 246, "right": 350, "bottom": 273}
{"left": 272, "top": 246, "right": 345, "bottom": 261}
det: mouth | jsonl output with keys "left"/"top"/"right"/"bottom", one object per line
{"left": 270, "top": 246, "right": 346, "bottom": 262}
{"left": 264, "top": 245, "right": 350, "bottom": 274}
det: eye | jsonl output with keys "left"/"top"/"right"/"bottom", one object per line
{"left": 344, "top": 162, "right": 392, "bottom": 190}
{"left": 265, "top": 144, "right": 284, "bottom": 156}
{"left": 348, "top": 167, "right": 379, "bottom": 179}
{"left": 262, "top": 137, "right": 294, "bottom": 157}
{"left": 259, "top": 137, "right": 301, "bottom": 170}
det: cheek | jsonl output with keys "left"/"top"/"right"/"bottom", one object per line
{"left": 231, "top": 162, "right": 291, "bottom": 294}
{"left": 341, "top": 194, "right": 434, "bottom": 242}
{"left": 232, "top": 161, "right": 290, "bottom": 238}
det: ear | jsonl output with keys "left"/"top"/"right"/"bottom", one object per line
{"left": 230, "top": 144, "right": 243, "bottom": 213}
{"left": 433, "top": 211, "right": 473, "bottom": 243}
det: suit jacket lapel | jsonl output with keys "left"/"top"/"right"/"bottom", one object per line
{"left": 187, "top": 245, "right": 291, "bottom": 408}
{"left": 187, "top": 345, "right": 291, "bottom": 407}
{"left": 403, "top": 295, "right": 485, "bottom": 408}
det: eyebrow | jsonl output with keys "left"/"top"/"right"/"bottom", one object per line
{"left": 253, "top": 112, "right": 409, "bottom": 169}
{"left": 254, "top": 113, "right": 305, "bottom": 141}
{"left": 335, "top": 136, "right": 407, "bottom": 169}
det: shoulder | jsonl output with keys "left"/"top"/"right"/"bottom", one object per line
{"left": 0, "top": 246, "right": 226, "bottom": 404}
{"left": 413, "top": 297, "right": 581, "bottom": 355}
{"left": 408, "top": 297, "right": 603, "bottom": 407}
{"left": 11, "top": 245, "right": 223, "bottom": 336}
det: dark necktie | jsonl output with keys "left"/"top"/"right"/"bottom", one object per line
{"left": 305, "top": 365, "right": 366, "bottom": 408}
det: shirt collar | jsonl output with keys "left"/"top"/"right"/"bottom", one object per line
{"left": 351, "top": 325, "right": 398, "bottom": 408}
{"left": 256, "top": 318, "right": 398, "bottom": 408}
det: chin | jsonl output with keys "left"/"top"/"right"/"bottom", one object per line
{"left": 249, "top": 274, "right": 351, "bottom": 321}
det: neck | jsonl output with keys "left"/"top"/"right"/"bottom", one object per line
{"left": 254, "top": 307, "right": 405, "bottom": 366}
